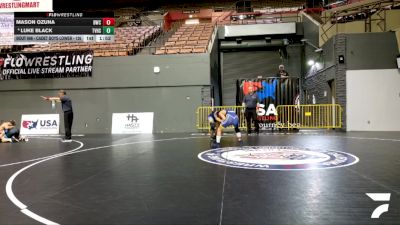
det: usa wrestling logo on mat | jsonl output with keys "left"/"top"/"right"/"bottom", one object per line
{"left": 198, "top": 146, "right": 359, "bottom": 170}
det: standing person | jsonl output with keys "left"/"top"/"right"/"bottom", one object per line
{"left": 41, "top": 90, "right": 73, "bottom": 142}
{"left": 276, "top": 64, "right": 290, "bottom": 105}
{"left": 276, "top": 64, "right": 289, "bottom": 78}
{"left": 242, "top": 86, "right": 260, "bottom": 134}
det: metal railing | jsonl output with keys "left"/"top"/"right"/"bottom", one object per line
{"left": 196, "top": 106, "right": 247, "bottom": 130}
{"left": 196, "top": 104, "right": 343, "bottom": 130}
{"left": 276, "top": 104, "right": 343, "bottom": 129}
{"left": 213, "top": 13, "right": 302, "bottom": 26}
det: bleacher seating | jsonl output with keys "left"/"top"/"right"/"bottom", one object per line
{"left": 0, "top": 45, "right": 28, "bottom": 53}
{"left": 261, "top": 0, "right": 305, "bottom": 8}
{"left": 22, "top": 26, "right": 161, "bottom": 57}
{"left": 155, "top": 23, "right": 215, "bottom": 55}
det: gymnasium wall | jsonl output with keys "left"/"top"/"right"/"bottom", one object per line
{"left": 302, "top": 13, "right": 319, "bottom": 48}
{"left": 303, "top": 38, "right": 336, "bottom": 104}
{"left": 303, "top": 32, "right": 399, "bottom": 130}
{"left": 0, "top": 54, "right": 210, "bottom": 90}
{"left": 346, "top": 69, "right": 400, "bottom": 131}
{"left": 345, "top": 32, "right": 399, "bottom": 70}
{"left": 0, "top": 54, "right": 211, "bottom": 133}
{"left": 303, "top": 13, "right": 334, "bottom": 105}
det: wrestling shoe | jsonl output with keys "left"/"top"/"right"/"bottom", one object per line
{"left": 12, "top": 137, "right": 20, "bottom": 142}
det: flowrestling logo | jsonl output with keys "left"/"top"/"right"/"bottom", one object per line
{"left": 198, "top": 146, "right": 359, "bottom": 170}
{"left": 366, "top": 193, "right": 391, "bottom": 219}
{"left": 0, "top": 51, "right": 93, "bottom": 80}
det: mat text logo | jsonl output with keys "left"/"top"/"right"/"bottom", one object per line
{"left": 366, "top": 193, "right": 391, "bottom": 219}
{"left": 198, "top": 146, "right": 359, "bottom": 170}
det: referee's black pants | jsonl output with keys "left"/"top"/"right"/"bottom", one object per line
{"left": 245, "top": 108, "right": 259, "bottom": 134}
{"left": 64, "top": 111, "right": 73, "bottom": 139}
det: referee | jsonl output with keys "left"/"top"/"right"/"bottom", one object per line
{"left": 41, "top": 90, "right": 73, "bottom": 142}
{"left": 242, "top": 86, "right": 260, "bottom": 134}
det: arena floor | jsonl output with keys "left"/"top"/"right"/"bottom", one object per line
{"left": 0, "top": 131, "right": 399, "bottom": 225}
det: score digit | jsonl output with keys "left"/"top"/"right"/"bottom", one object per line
{"left": 102, "top": 18, "right": 115, "bottom": 26}
{"left": 102, "top": 26, "right": 114, "bottom": 35}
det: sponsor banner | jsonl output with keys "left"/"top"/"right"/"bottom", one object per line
{"left": 0, "top": 0, "right": 53, "bottom": 12}
{"left": 112, "top": 113, "right": 154, "bottom": 134}
{"left": 0, "top": 13, "right": 51, "bottom": 45}
{"left": 20, "top": 114, "right": 59, "bottom": 135}
{"left": 0, "top": 50, "right": 93, "bottom": 80}
{"left": 237, "top": 77, "right": 299, "bottom": 129}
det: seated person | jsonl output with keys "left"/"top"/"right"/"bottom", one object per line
{"left": 0, "top": 120, "right": 26, "bottom": 143}
{"left": 0, "top": 120, "right": 15, "bottom": 143}
{"left": 208, "top": 109, "right": 243, "bottom": 148}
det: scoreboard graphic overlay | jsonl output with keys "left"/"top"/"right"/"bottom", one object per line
{"left": 14, "top": 12, "right": 115, "bottom": 43}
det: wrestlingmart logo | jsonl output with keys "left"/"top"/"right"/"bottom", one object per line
{"left": 366, "top": 193, "right": 391, "bottom": 219}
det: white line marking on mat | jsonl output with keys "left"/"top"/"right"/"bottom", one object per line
{"left": 6, "top": 140, "right": 84, "bottom": 225}
{"left": 6, "top": 136, "right": 206, "bottom": 225}
{"left": 0, "top": 138, "right": 82, "bottom": 168}
{"left": 339, "top": 136, "right": 400, "bottom": 142}
{"left": 346, "top": 168, "right": 400, "bottom": 195}
{"left": 218, "top": 166, "right": 227, "bottom": 225}
{"left": 21, "top": 209, "right": 59, "bottom": 225}
{"left": 7, "top": 134, "right": 400, "bottom": 224}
